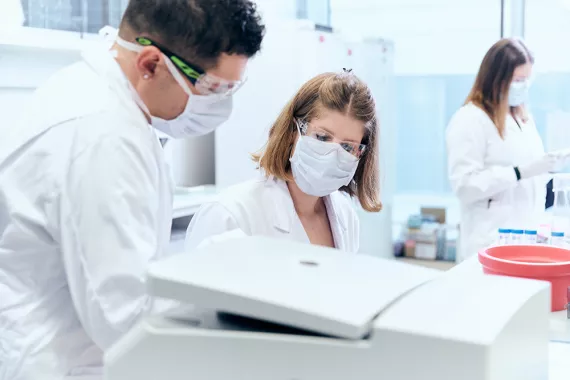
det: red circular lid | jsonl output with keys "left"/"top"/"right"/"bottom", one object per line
{"left": 478, "top": 245, "right": 570, "bottom": 277}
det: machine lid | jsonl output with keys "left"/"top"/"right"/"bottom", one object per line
{"left": 147, "top": 236, "right": 440, "bottom": 340}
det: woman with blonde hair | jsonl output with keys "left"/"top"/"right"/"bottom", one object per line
{"left": 186, "top": 71, "right": 381, "bottom": 252}
{"left": 446, "top": 38, "right": 569, "bottom": 262}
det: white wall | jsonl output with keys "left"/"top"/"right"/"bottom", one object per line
{"left": 525, "top": 0, "right": 570, "bottom": 73}
{"left": 0, "top": 33, "right": 85, "bottom": 136}
{"left": 331, "top": 0, "right": 501, "bottom": 75}
{"left": 254, "top": 0, "right": 297, "bottom": 21}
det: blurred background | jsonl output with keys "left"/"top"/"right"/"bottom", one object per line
{"left": 1, "top": 0, "right": 569, "bottom": 265}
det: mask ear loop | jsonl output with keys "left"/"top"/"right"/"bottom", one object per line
{"left": 162, "top": 57, "right": 193, "bottom": 96}
{"left": 294, "top": 118, "right": 307, "bottom": 137}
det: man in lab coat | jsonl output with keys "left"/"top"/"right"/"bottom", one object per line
{"left": 0, "top": 1, "right": 264, "bottom": 379}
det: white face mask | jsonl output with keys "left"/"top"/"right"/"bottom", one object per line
{"left": 508, "top": 80, "right": 530, "bottom": 107}
{"left": 115, "top": 37, "right": 234, "bottom": 138}
{"left": 289, "top": 126, "right": 359, "bottom": 197}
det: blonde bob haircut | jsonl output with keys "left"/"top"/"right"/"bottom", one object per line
{"left": 252, "top": 72, "right": 382, "bottom": 212}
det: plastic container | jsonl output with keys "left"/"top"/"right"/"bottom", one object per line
{"left": 524, "top": 230, "right": 537, "bottom": 244}
{"left": 510, "top": 229, "right": 524, "bottom": 244}
{"left": 478, "top": 245, "right": 570, "bottom": 311}
{"left": 552, "top": 232, "right": 565, "bottom": 248}
{"left": 497, "top": 228, "right": 511, "bottom": 245}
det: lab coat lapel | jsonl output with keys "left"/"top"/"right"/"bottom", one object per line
{"left": 265, "top": 177, "right": 295, "bottom": 234}
{"left": 324, "top": 193, "right": 349, "bottom": 251}
{"left": 265, "top": 177, "right": 348, "bottom": 250}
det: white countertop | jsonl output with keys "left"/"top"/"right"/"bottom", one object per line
{"left": 551, "top": 310, "right": 570, "bottom": 343}
{"left": 550, "top": 311, "right": 570, "bottom": 378}
{"left": 172, "top": 185, "right": 219, "bottom": 219}
{"left": 550, "top": 341, "right": 570, "bottom": 379}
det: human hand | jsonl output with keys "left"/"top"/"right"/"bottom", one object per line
{"left": 548, "top": 149, "right": 570, "bottom": 172}
{"left": 519, "top": 153, "right": 562, "bottom": 179}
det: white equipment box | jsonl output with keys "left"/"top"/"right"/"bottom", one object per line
{"left": 105, "top": 237, "right": 551, "bottom": 380}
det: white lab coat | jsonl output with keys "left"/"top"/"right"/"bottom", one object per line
{"left": 0, "top": 48, "right": 174, "bottom": 380}
{"left": 446, "top": 102, "right": 548, "bottom": 262}
{"left": 185, "top": 176, "right": 360, "bottom": 253}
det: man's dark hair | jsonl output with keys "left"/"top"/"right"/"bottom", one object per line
{"left": 120, "top": 0, "right": 265, "bottom": 69}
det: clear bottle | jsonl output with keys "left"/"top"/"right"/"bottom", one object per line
{"left": 551, "top": 231, "right": 565, "bottom": 247}
{"left": 552, "top": 175, "right": 570, "bottom": 247}
{"left": 537, "top": 223, "right": 552, "bottom": 244}
{"left": 524, "top": 230, "right": 537, "bottom": 244}
{"left": 510, "top": 229, "right": 524, "bottom": 245}
{"left": 498, "top": 229, "right": 511, "bottom": 245}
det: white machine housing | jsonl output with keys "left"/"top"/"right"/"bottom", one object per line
{"left": 105, "top": 237, "right": 551, "bottom": 380}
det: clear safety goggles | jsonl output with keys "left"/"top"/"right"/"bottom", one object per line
{"left": 135, "top": 37, "right": 246, "bottom": 96}
{"left": 297, "top": 120, "right": 367, "bottom": 159}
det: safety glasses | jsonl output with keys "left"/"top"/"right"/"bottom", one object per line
{"left": 297, "top": 120, "right": 367, "bottom": 159}
{"left": 135, "top": 37, "right": 245, "bottom": 96}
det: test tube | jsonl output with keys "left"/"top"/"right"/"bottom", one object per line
{"left": 551, "top": 231, "right": 565, "bottom": 247}
{"left": 510, "top": 229, "right": 524, "bottom": 245}
{"left": 524, "top": 230, "right": 537, "bottom": 244}
{"left": 498, "top": 229, "right": 511, "bottom": 245}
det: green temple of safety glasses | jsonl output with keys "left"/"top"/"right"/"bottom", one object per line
{"left": 135, "top": 37, "right": 204, "bottom": 84}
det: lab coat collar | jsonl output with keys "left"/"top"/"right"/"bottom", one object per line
{"left": 81, "top": 46, "right": 149, "bottom": 128}
{"left": 264, "top": 176, "right": 348, "bottom": 234}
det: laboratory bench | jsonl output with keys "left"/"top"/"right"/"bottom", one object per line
{"left": 172, "top": 185, "right": 219, "bottom": 219}
{"left": 550, "top": 341, "right": 570, "bottom": 379}
{"left": 396, "top": 257, "right": 456, "bottom": 271}
{"left": 169, "top": 185, "right": 219, "bottom": 254}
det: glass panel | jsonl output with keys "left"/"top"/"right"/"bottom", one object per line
{"left": 296, "top": 0, "right": 331, "bottom": 26}
{"left": 331, "top": 0, "right": 502, "bottom": 195}
{"left": 19, "top": 0, "right": 128, "bottom": 34}
{"left": 23, "top": 0, "right": 78, "bottom": 32}
{"left": 306, "top": 0, "right": 330, "bottom": 26}
{"left": 525, "top": 0, "right": 570, "bottom": 152}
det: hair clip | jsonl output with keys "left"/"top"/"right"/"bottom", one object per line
{"left": 342, "top": 68, "right": 353, "bottom": 73}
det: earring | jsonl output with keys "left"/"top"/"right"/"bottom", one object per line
{"left": 143, "top": 74, "right": 149, "bottom": 79}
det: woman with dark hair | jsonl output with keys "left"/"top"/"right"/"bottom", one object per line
{"left": 446, "top": 38, "right": 568, "bottom": 262}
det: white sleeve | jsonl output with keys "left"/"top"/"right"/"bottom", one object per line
{"left": 446, "top": 110, "right": 518, "bottom": 204}
{"left": 185, "top": 202, "right": 246, "bottom": 251}
{"left": 58, "top": 134, "right": 163, "bottom": 350}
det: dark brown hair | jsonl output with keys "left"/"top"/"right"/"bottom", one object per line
{"left": 120, "top": 0, "right": 265, "bottom": 70}
{"left": 252, "top": 72, "right": 381, "bottom": 212}
{"left": 465, "top": 37, "right": 534, "bottom": 138}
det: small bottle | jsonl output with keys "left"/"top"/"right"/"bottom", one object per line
{"left": 510, "top": 229, "right": 524, "bottom": 244}
{"left": 524, "top": 230, "right": 537, "bottom": 244}
{"left": 567, "top": 286, "right": 570, "bottom": 320}
{"left": 498, "top": 229, "right": 511, "bottom": 245}
{"left": 551, "top": 231, "right": 565, "bottom": 247}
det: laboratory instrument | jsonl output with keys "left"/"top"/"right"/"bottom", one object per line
{"left": 105, "top": 236, "right": 551, "bottom": 380}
